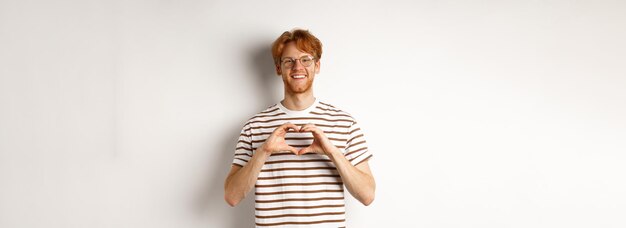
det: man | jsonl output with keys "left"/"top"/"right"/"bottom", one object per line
{"left": 224, "top": 29, "right": 375, "bottom": 227}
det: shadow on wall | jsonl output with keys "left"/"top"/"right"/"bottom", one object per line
{"left": 192, "top": 42, "right": 279, "bottom": 227}
{"left": 252, "top": 41, "right": 282, "bottom": 106}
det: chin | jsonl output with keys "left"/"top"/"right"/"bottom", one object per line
{"left": 283, "top": 81, "right": 313, "bottom": 94}
{"left": 290, "top": 88, "right": 309, "bottom": 94}
{"left": 288, "top": 85, "right": 312, "bottom": 94}
{"left": 285, "top": 81, "right": 313, "bottom": 94}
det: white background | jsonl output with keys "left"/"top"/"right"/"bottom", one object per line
{"left": 1, "top": 0, "right": 625, "bottom": 227}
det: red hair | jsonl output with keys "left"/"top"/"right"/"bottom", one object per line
{"left": 271, "top": 29, "right": 323, "bottom": 65}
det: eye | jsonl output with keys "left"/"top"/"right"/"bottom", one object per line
{"left": 302, "top": 56, "right": 314, "bottom": 64}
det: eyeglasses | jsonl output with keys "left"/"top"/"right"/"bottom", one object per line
{"left": 280, "top": 56, "right": 316, "bottom": 68}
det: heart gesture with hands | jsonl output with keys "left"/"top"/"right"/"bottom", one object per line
{"left": 297, "top": 123, "right": 338, "bottom": 156}
{"left": 258, "top": 122, "right": 338, "bottom": 157}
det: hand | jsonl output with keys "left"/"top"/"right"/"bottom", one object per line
{"left": 257, "top": 122, "right": 301, "bottom": 157}
{"left": 298, "top": 123, "right": 339, "bottom": 156}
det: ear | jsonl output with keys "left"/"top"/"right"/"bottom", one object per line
{"left": 275, "top": 64, "right": 282, "bottom": 75}
{"left": 314, "top": 60, "right": 321, "bottom": 74}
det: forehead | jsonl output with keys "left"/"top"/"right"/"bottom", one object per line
{"left": 281, "top": 42, "right": 313, "bottom": 58}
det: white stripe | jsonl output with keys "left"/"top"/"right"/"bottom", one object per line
{"left": 255, "top": 214, "right": 346, "bottom": 226}
{"left": 255, "top": 191, "right": 346, "bottom": 201}
{"left": 255, "top": 183, "right": 344, "bottom": 193}
{"left": 255, "top": 199, "right": 346, "bottom": 209}
{"left": 255, "top": 205, "right": 346, "bottom": 216}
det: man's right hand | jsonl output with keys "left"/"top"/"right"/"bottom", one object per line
{"left": 257, "top": 122, "right": 301, "bottom": 157}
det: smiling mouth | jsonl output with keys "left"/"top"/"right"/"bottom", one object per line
{"left": 291, "top": 75, "right": 306, "bottom": 79}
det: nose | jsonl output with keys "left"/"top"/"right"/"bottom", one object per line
{"left": 291, "top": 59, "right": 305, "bottom": 70}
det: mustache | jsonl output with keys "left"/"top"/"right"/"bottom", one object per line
{"left": 290, "top": 72, "right": 307, "bottom": 75}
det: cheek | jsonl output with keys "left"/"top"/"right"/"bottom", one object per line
{"left": 280, "top": 69, "right": 289, "bottom": 77}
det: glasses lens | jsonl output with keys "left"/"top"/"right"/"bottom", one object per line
{"left": 282, "top": 59, "right": 294, "bottom": 68}
{"left": 300, "top": 56, "right": 314, "bottom": 67}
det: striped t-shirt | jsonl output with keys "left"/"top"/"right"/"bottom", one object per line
{"left": 232, "top": 99, "right": 372, "bottom": 227}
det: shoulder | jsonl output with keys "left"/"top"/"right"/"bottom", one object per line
{"left": 241, "top": 104, "right": 285, "bottom": 127}
{"left": 251, "top": 104, "right": 283, "bottom": 118}
{"left": 312, "top": 101, "right": 358, "bottom": 124}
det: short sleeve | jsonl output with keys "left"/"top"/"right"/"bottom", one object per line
{"left": 344, "top": 121, "right": 372, "bottom": 166}
{"left": 232, "top": 124, "right": 253, "bottom": 167}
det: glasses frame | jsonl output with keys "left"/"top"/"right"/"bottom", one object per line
{"left": 280, "top": 56, "right": 317, "bottom": 69}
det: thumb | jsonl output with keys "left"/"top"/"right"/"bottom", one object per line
{"left": 285, "top": 146, "right": 299, "bottom": 155}
{"left": 298, "top": 147, "right": 312, "bottom": 155}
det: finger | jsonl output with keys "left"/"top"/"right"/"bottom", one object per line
{"left": 284, "top": 123, "right": 301, "bottom": 132}
{"left": 277, "top": 122, "right": 294, "bottom": 131}
{"left": 300, "top": 125, "right": 317, "bottom": 132}
{"left": 285, "top": 146, "right": 299, "bottom": 155}
{"left": 275, "top": 122, "right": 299, "bottom": 135}
{"left": 276, "top": 144, "right": 294, "bottom": 152}
{"left": 299, "top": 126, "right": 311, "bottom": 132}
{"left": 300, "top": 126, "right": 323, "bottom": 136}
{"left": 299, "top": 123, "right": 316, "bottom": 131}
{"left": 298, "top": 147, "right": 312, "bottom": 155}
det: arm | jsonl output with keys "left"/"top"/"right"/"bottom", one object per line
{"left": 223, "top": 151, "right": 270, "bottom": 207}
{"left": 328, "top": 151, "right": 376, "bottom": 205}
{"left": 224, "top": 122, "right": 301, "bottom": 207}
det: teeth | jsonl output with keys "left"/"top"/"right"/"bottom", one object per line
{"left": 292, "top": 75, "right": 306, "bottom": 79}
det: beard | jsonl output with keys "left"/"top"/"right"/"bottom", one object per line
{"left": 283, "top": 76, "right": 314, "bottom": 94}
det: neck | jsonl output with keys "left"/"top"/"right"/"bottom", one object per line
{"left": 281, "top": 90, "right": 315, "bottom": 111}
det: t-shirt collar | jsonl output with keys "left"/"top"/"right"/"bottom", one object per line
{"left": 277, "top": 98, "right": 319, "bottom": 116}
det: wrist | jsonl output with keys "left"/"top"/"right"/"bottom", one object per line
{"left": 326, "top": 148, "right": 343, "bottom": 158}
{"left": 255, "top": 146, "right": 271, "bottom": 160}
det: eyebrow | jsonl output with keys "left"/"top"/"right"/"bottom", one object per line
{"left": 281, "top": 55, "right": 313, "bottom": 60}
